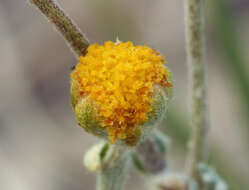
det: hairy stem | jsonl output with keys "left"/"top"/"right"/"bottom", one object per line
{"left": 97, "top": 145, "right": 130, "bottom": 190}
{"left": 28, "top": 0, "right": 89, "bottom": 57}
{"left": 184, "top": 0, "right": 209, "bottom": 187}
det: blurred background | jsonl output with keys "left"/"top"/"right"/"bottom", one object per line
{"left": 0, "top": 0, "right": 248, "bottom": 189}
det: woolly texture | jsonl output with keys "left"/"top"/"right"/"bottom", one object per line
{"left": 71, "top": 41, "right": 172, "bottom": 144}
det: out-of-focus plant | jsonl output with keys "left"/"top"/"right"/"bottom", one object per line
{"left": 28, "top": 0, "right": 228, "bottom": 190}
{"left": 164, "top": 108, "right": 247, "bottom": 190}
{"left": 213, "top": 0, "right": 249, "bottom": 133}
{"left": 161, "top": 0, "right": 249, "bottom": 189}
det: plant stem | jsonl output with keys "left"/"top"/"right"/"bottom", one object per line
{"left": 97, "top": 145, "right": 130, "bottom": 190}
{"left": 184, "top": 0, "right": 209, "bottom": 187}
{"left": 28, "top": 0, "right": 89, "bottom": 57}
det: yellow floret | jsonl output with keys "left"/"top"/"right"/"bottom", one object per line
{"left": 71, "top": 41, "right": 172, "bottom": 143}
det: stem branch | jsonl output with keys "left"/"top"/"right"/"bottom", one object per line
{"left": 97, "top": 145, "right": 129, "bottom": 190}
{"left": 29, "top": 0, "right": 89, "bottom": 57}
{"left": 184, "top": 0, "right": 209, "bottom": 187}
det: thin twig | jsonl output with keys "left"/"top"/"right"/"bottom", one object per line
{"left": 28, "top": 0, "right": 89, "bottom": 57}
{"left": 184, "top": 0, "right": 209, "bottom": 187}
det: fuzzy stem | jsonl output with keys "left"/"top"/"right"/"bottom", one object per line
{"left": 28, "top": 0, "right": 89, "bottom": 57}
{"left": 97, "top": 145, "right": 130, "bottom": 190}
{"left": 184, "top": 0, "right": 209, "bottom": 187}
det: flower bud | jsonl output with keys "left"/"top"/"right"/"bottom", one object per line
{"left": 199, "top": 163, "right": 228, "bottom": 190}
{"left": 84, "top": 142, "right": 107, "bottom": 171}
{"left": 70, "top": 41, "right": 173, "bottom": 146}
{"left": 132, "top": 130, "right": 170, "bottom": 174}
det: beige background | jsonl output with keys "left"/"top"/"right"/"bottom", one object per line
{"left": 0, "top": 0, "right": 248, "bottom": 189}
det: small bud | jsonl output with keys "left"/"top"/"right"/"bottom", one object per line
{"left": 132, "top": 130, "right": 170, "bottom": 174}
{"left": 84, "top": 142, "right": 129, "bottom": 172}
{"left": 71, "top": 41, "right": 173, "bottom": 146}
{"left": 84, "top": 142, "right": 107, "bottom": 171}
{"left": 199, "top": 163, "right": 228, "bottom": 190}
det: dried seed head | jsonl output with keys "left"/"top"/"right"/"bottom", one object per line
{"left": 151, "top": 173, "right": 198, "bottom": 190}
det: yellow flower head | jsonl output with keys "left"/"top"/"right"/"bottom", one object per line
{"left": 71, "top": 41, "right": 172, "bottom": 146}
